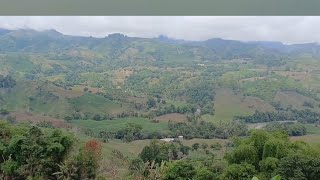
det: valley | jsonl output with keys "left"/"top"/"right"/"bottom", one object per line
{"left": 1, "top": 29, "right": 320, "bottom": 179}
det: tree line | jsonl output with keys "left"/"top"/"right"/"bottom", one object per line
{"left": 82, "top": 119, "right": 248, "bottom": 143}
{"left": 168, "top": 120, "right": 248, "bottom": 139}
{"left": 264, "top": 122, "right": 307, "bottom": 136}
{"left": 237, "top": 109, "right": 320, "bottom": 124}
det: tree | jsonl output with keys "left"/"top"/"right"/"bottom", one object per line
{"left": 201, "top": 142, "right": 208, "bottom": 150}
{"left": 262, "top": 139, "right": 287, "bottom": 159}
{"left": 194, "top": 166, "right": 215, "bottom": 180}
{"left": 192, "top": 143, "right": 200, "bottom": 151}
{"left": 210, "top": 142, "right": 222, "bottom": 150}
{"left": 249, "top": 130, "right": 272, "bottom": 160}
{"left": 226, "top": 144, "right": 258, "bottom": 166}
{"left": 303, "top": 101, "right": 314, "bottom": 108}
{"left": 139, "top": 140, "right": 169, "bottom": 164}
{"left": 259, "top": 157, "right": 279, "bottom": 174}
{"left": 223, "top": 130, "right": 320, "bottom": 180}
{"left": 163, "top": 161, "right": 196, "bottom": 180}
{"left": 277, "top": 153, "right": 320, "bottom": 180}
{"left": 139, "top": 141, "right": 189, "bottom": 164}
{"left": 147, "top": 98, "right": 157, "bottom": 109}
{"left": 93, "top": 114, "right": 102, "bottom": 121}
{"left": 0, "top": 75, "right": 16, "bottom": 88}
{"left": 1, "top": 158, "right": 19, "bottom": 177}
{"left": 0, "top": 122, "right": 75, "bottom": 179}
{"left": 78, "top": 139, "right": 102, "bottom": 179}
{"left": 0, "top": 108, "right": 9, "bottom": 115}
{"left": 222, "top": 163, "right": 257, "bottom": 180}
{"left": 64, "top": 116, "right": 72, "bottom": 122}
{"left": 128, "top": 158, "right": 145, "bottom": 178}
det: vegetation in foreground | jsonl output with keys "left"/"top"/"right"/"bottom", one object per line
{"left": 2, "top": 120, "right": 319, "bottom": 180}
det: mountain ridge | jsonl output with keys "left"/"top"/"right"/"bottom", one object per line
{"left": 1, "top": 28, "right": 320, "bottom": 61}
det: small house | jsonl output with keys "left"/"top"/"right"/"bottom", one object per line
{"left": 160, "top": 138, "right": 175, "bottom": 142}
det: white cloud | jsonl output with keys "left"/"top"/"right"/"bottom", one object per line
{"left": 0, "top": 16, "right": 319, "bottom": 44}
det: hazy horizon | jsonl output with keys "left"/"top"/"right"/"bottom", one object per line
{"left": 0, "top": 16, "right": 320, "bottom": 44}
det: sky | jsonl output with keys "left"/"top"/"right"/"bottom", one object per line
{"left": 0, "top": 16, "right": 319, "bottom": 44}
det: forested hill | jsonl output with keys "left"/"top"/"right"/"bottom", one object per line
{"left": 1, "top": 28, "right": 320, "bottom": 120}
{"left": 1, "top": 28, "right": 320, "bottom": 60}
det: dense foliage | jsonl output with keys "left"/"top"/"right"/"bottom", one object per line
{"left": 224, "top": 130, "right": 320, "bottom": 180}
{"left": 139, "top": 140, "right": 190, "bottom": 164}
{"left": 129, "top": 130, "right": 320, "bottom": 180}
{"left": 0, "top": 121, "right": 103, "bottom": 179}
{"left": 168, "top": 120, "right": 248, "bottom": 139}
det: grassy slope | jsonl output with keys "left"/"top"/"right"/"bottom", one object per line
{"left": 291, "top": 135, "right": 320, "bottom": 144}
{"left": 206, "top": 88, "right": 274, "bottom": 123}
{"left": 0, "top": 82, "right": 31, "bottom": 111}
{"left": 274, "top": 91, "right": 320, "bottom": 111}
{"left": 69, "top": 93, "right": 129, "bottom": 114}
{"left": 70, "top": 117, "right": 169, "bottom": 132}
{"left": 304, "top": 124, "right": 320, "bottom": 135}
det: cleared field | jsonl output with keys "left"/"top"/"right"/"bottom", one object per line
{"left": 72, "top": 85, "right": 105, "bottom": 94}
{"left": 52, "top": 85, "right": 105, "bottom": 99}
{"left": 113, "top": 69, "right": 134, "bottom": 85}
{"left": 100, "top": 138, "right": 229, "bottom": 159}
{"left": 69, "top": 93, "right": 128, "bottom": 114}
{"left": 274, "top": 70, "right": 310, "bottom": 81}
{"left": 290, "top": 134, "right": 320, "bottom": 144}
{"left": 102, "top": 139, "right": 152, "bottom": 157}
{"left": 304, "top": 124, "right": 320, "bottom": 135}
{"left": 31, "top": 96, "right": 73, "bottom": 116}
{"left": 70, "top": 117, "right": 169, "bottom": 132}
{"left": 155, "top": 113, "right": 187, "bottom": 123}
{"left": 166, "top": 99, "right": 189, "bottom": 108}
{"left": 212, "top": 89, "right": 274, "bottom": 122}
{"left": 0, "top": 81, "right": 74, "bottom": 116}
{"left": 51, "top": 85, "right": 85, "bottom": 98}
{"left": 0, "top": 81, "right": 41, "bottom": 111}
{"left": 10, "top": 112, "right": 71, "bottom": 129}
{"left": 274, "top": 91, "right": 320, "bottom": 110}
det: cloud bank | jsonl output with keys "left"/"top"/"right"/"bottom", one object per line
{"left": 0, "top": 16, "right": 319, "bottom": 44}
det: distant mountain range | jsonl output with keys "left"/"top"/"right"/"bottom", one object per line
{"left": 0, "top": 28, "right": 320, "bottom": 61}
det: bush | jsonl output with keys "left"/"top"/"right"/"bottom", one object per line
{"left": 303, "top": 101, "right": 314, "bottom": 108}
{"left": 0, "top": 108, "right": 9, "bottom": 115}
{"left": 210, "top": 142, "right": 222, "bottom": 150}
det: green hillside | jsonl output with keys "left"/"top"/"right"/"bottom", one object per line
{"left": 1, "top": 28, "right": 320, "bottom": 180}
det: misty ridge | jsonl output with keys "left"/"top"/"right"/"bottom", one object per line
{"left": 0, "top": 28, "right": 320, "bottom": 58}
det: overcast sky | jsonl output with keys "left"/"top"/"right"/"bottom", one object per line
{"left": 0, "top": 16, "right": 319, "bottom": 44}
